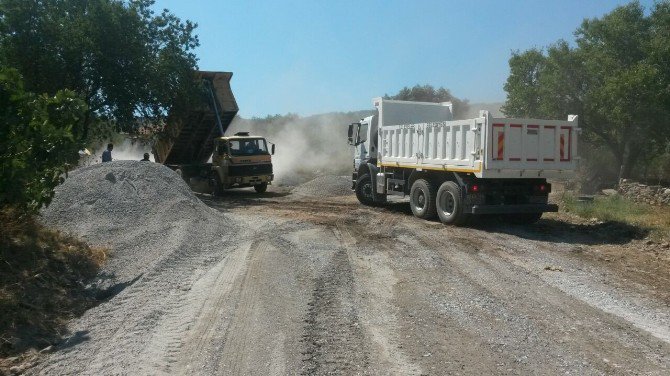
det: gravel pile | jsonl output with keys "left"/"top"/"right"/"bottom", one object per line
{"left": 291, "top": 175, "right": 352, "bottom": 198}
{"left": 35, "top": 161, "right": 245, "bottom": 373}
{"left": 41, "top": 161, "right": 236, "bottom": 287}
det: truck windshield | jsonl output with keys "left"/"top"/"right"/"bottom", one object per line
{"left": 229, "top": 139, "right": 269, "bottom": 156}
{"left": 358, "top": 123, "right": 368, "bottom": 143}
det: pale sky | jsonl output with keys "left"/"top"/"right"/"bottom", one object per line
{"left": 155, "top": 0, "right": 655, "bottom": 118}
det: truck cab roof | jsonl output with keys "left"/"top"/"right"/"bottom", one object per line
{"left": 217, "top": 135, "right": 266, "bottom": 141}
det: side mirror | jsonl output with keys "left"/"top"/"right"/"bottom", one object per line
{"left": 271, "top": 144, "right": 275, "bottom": 155}
{"left": 347, "top": 123, "right": 358, "bottom": 145}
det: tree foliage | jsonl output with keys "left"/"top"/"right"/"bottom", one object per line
{"left": 0, "top": 0, "right": 201, "bottom": 135}
{"left": 502, "top": 1, "right": 670, "bottom": 180}
{"left": 384, "top": 84, "right": 470, "bottom": 119}
{"left": 0, "top": 69, "right": 87, "bottom": 212}
{"left": 0, "top": 0, "right": 201, "bottom": 212}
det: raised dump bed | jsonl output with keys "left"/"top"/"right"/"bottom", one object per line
{"left": 153, "top": 71, "right": 239, "bottom": 165}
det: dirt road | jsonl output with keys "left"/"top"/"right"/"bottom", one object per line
{"left": 33, "top": 181, "right": 670, "bottom": 375}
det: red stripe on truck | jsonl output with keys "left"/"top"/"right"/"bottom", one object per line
{"left": 561, "top": 126, "right": 572, "bottom": 161}
{"left": 492, "top": 124, "right": 504, "bottom": 160}
{"left": 497, "top": 131, "right": 504, "bottom": 160}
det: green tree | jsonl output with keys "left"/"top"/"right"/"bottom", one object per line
{"left": 0, "top": 69, "right": 88, "bottom": 212}
{"left": 502, "top": 1, "right": 670, "bottom": 180}
{"left": 384, "top": 84, "right": 470, "bottom": 119}
{"left": 0, "top": 0, "right": 200, "bottom": 137}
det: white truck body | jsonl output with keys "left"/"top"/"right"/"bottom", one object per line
{"left": 375, "top": 98, "right": 579, "bottom": 179}
{"left": 348, "top": 98, "right": 579, "bottom": 225}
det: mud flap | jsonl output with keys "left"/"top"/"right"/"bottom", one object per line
{"left": 366, "top": 163, "right": 382, "bottom": 203}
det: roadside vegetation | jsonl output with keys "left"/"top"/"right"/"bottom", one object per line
{"left": 560, "top": 193, "right": 670, "bottom": 240}
{"left": 0, "top": 209, "right": 107, "bottom": 361}
{"left": 503, "top": 1, "right": 670, "bottom": 190}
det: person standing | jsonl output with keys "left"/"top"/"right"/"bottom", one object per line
{"left": 141, "top": 153, "right": 151, "bottom": 162}
{"left": 102, "top": 143, "right": 113, "bottom": 162}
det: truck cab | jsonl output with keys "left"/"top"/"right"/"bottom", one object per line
{"left": 348, "top": 115, "right": 377, "bottom": 176}
{"left": 211, "top": 132, "right": 275, "bottom": 193}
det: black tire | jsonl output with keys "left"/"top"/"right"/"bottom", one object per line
{"left": 410, "top": 179, "right": 437, "bottom": 219}
{"left": 355, "top": 174, "right": 375, "bottom": 206}
{"left": 254, "top": 182, "right": 268, "bottom": 193}
{"left": 508, "top": 212, "right": 542, "bottom": 224}
{"left": 436, "top": 181, "right": 469, "bottom": 225}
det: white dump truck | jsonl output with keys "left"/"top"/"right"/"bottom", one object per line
{"left": 348, "top": 98, "right": 579, "bottom": 225}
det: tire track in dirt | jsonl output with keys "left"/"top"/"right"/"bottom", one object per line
{"left": 405, "top": 222, "right": 670, "bottom": 374}
{"left": 216, "top": 239, "right": 272, "bottom": 374}
{"left": 300, "top": 243, "right": 370, "bottom": 375}
{"left": 334, "top": 218, "right": 422, "bottom": 375}
{"left": 167, "top": 239, "right": 253, "bottom": 374}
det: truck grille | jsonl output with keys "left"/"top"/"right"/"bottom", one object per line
{"left": 229, "top": 164, "right": 273, "bottom": 176}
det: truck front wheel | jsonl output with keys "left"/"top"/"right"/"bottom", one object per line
{"left": 410, "top": 179, "right": 437, "bottom": 219}
{"left": 355, "top": 174, "right": 376, "bottom": 206}
{"left": 254, "top": 183, "right": 268, "bottom": 193}
{"left": 436, "top": 181, "right": 468, "bottom": 225}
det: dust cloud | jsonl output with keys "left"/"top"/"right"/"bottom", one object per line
{"left": 84, "top": 111, "right": 363, "bottom": 182}
{"left": 228, "top": 111, "right": 371, "bottom": 185}
{"left": 89, "top": 137, "right": 153, "bottom": 164}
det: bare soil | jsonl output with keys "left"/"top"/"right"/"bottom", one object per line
{"left": 25, "top": 179, "right": 670, "bottom": 375}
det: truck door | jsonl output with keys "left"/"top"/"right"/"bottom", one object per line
{"left": 354, "top": 121, "right": 369, "bottom": 171}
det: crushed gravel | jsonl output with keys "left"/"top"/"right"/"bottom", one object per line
{"left": 35, "top": 161, "right": 242, "bottom": 374}
{"left": 40, "top": 160, "right": 236, "bottom": 296}
{"left": 291, "top": 175, "right": 351, "bottom": 198}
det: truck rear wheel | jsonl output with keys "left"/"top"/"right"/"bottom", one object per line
{"left": 254, "top": 183, "right": 268, "bottom": 193}
{"left": 410, "top": 179, "right": 437, "bottom": 219}
{"left": 436, "top": 181, "right": 468, "bottom": 225}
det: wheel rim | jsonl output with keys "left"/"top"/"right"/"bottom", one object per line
{"left": 415, "top": 189, "right": 426, "bottom": 211}
{"left": 439, "top": 191, "right": 456, "bottom": 216}
{"left": 362, "top": 182, "right": 373, "bottom": 200}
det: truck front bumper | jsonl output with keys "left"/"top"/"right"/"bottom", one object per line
{"left": 468, "top": 203, "right": 558, "bottom": 215}
{"left": 226, "top": 174, "right": 273, "bottom": 186}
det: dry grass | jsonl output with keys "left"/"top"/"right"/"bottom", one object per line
{"left": 560, "top": 193, "right": 670, "bottom": 240}
{"left": 0, "top": 207, "right": 107, "bottom": 362}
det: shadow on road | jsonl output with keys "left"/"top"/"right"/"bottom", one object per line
{"left": 200, "top": 189, "right": 647, "bottom": 246}
{"left": 196, "top": 189, "right": 293, "bottom": 211}
{"left": 94, "top": 273, "right": 144, "bottom": 301}
{"left": 475, "top": 218, "right": 648, "bottom": 245}
{"left": 378, "top": 201, "right": 646, "bottom": 245}
{"left": 57, "top": 330, "right": 91, "bottom": 351}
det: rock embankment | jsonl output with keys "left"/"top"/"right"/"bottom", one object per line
{"left": 618, "top": 179, "right": 670, "bottom": 206}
